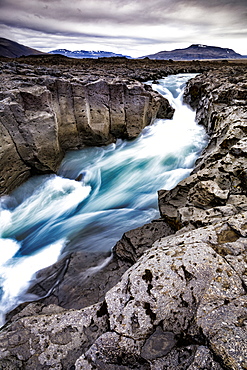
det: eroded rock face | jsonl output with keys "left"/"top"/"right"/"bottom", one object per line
{"left": 1, "top": 214, "right": 246, "bottom": 369}
{"left": 0, "top": 301, "right": 109, "bottom": 369}
{"left": 0, "top": 64, "right": 246, "bottom": 369}
{"left": 159, "top": 67, "right": 247, "bottom": 232}
{"left": 0, "top": 67, "right": 173, "bottom": 195}
{"left": 76, "top": 213, "right": 247, "bottom": 369}
{"left": 5, "top": 219, "right": 174, "bottom": 318}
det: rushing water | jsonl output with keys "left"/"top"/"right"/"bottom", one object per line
{"left": 0, "top": 74, "right": 208, "bottom": 325}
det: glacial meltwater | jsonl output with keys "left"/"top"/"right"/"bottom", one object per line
{"left": 0, "top": 74, "right": 208, "bottom": 325}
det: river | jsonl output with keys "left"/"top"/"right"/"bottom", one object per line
{"left": 0, "top": 73, "right": 208, "bottom": 325}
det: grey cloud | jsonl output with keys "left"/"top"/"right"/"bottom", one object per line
{"left": 0, "top": 0, "right": 246, "bottom": 56}
{"left": 0, "top": 21, "right": 168, "bottom": 45}
{"left": 0, "top": 0, "right": 246, "bottom": 26}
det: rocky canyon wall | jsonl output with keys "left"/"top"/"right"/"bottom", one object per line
{"left": 0, "top": 65, "right": 173, "bottom": 195}
{"left": 159, "top": 67, "right": 247, "bottom": 230}
{"left": 0, "top": 62, "right": 246, "bottom": 370}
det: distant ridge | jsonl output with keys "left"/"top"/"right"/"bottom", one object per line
{"left": 142, "top": 44, "right": 244, "bottom": 60}
{"left": 49, "top": 49, "right": 132, "bottom": 59}
{"left": 0, "top": 38, "right": 44, "bottom": 58}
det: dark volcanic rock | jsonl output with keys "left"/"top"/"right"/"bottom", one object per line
{"left": 113, "top": 219, "right": 175, "bottom": 264}
{"left": 159, "top": 67, "right": 247, "bottom": 232}
{"left": 0, "top": 302, "right": 109, "bottom": 369}
{"left": 5, "top": 219, "right": 174, "bottom": 318}
{"left": 140, "top": 327, "right": 177, "bottom": 360}
{"left": 151, "top": 345, "right": 224, "bottom": 370}
{"left": 0, "top": 61, "right": 247, "bottom": 370}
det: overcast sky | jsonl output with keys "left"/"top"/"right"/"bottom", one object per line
{"left": 0, "top": 0, "right": 246, "bottom": 57}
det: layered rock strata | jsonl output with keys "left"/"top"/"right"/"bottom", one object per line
{"left": 0, "top": 64, "right": 246, "bottom": 369}
{"left": 0, "top": 68, "right": 173, "bottom": 195}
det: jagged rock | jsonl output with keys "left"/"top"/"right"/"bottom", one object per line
{"left": 67, "top": 213, "right": 247, "bottom": 369}
{"left": 113, "top": 219, "right": 175, "bottom": 264}
{"left": 151, "top": 345, "right": 224, "bottom": 370}
{"left": 5, "top": 219, "right": 174, "bottom": 319}
{"left": 158, "top": 173, "right": 198, "bottom": 227}
{"left": 187, "top": 180, "right": 229, "bottom": 208}
{"left": 159, "top": 67, "right": 247, "bottom": 231}
{"left": 230, "top": 137, "right": 247, "bottom": 157}
{"left": 0, "top": 301, "right": 109, "bottom": 369}
{"left": 106, "top": 216, "right": 246, "bottom": 340}
{"left": 0, "top": 62, "right": 247, "bottom": 370}
{"left": 177, "top": 204, "right": 238, "bottom": 228}
{"left": 1, "top": 214, "right": 246, "bottom": 369}
{"left": 76, "top": 343, "right": 224, "bottom": 370}
{"left": 75, "top": 332, "right": 149, "bottom": 369}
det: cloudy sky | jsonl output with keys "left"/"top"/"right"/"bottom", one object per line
{"left": 0, "top": 0, "right": 246, "bottom": 57}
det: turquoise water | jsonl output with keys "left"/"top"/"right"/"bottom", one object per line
{"left": 0, "top": 74, "right": 208, "bottom": 325}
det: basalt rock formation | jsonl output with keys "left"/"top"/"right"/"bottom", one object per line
{"left": 0, "top": 62, "right": 247, "bottom": 369}
{"left": 0, "top": 62, "right": 173, "bottom": 195}
{"left": 159, "top": 67, "right": 247, "bottom": 230}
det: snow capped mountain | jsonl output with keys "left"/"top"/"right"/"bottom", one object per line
{"left": 49, "top": 49, "right": 131, "bottom": 59}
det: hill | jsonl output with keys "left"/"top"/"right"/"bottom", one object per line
{"left": 143, "top": 44, "right": 243, "bottom": 60}
{"left": 49, "top": 49, "right": 131, "bottom": 59}
{"left": 0, "top": 38, "right": 44, "bottom": 58}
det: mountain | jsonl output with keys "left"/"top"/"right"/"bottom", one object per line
{"left": 0, "top": 38, "right": 44, "bottom": 58}
{"left": 49, "top": 49, "right": 131, "bottom": 59}
{"left": 143, "top": 44, "right": 243, "bottom": 60}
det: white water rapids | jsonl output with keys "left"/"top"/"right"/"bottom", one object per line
{"left": 0, "top": 74, "right": 208, "bottom": 326}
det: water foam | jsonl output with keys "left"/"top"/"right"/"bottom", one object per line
{"left": 0, "top": 73, "right": 208, "bottom": 325}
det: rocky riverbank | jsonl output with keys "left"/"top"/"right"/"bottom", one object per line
{"left": 1, "top": 56, "right": 244, "bottom": 196}
{"left": 0, "top": 60, "right": 246, "bottom": 369}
